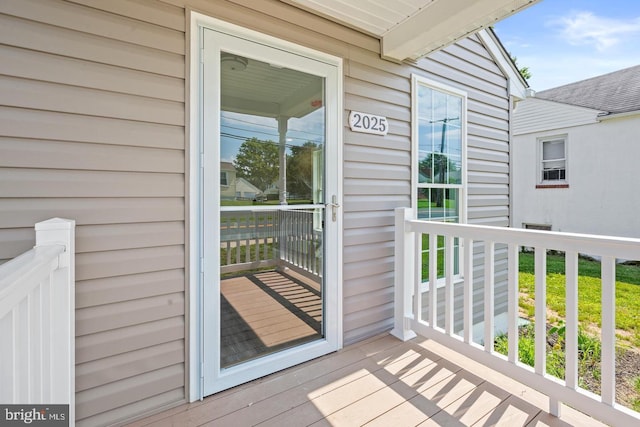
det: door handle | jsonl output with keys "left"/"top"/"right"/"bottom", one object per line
{"left": 326, "top": 195, "right": 340, "bottom": 222}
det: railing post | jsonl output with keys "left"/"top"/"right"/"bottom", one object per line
{"left": 35, "top": 218, "right": 75, "bottom": 425}
{"left": 391, "top": 207, "right": 417, "bottom": 341}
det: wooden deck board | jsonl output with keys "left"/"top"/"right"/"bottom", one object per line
{"left": 126, "top": 333, "right": 608, "bottom": 426}
{"left": 220, "top": 269, "right": 322, "bottom": 367}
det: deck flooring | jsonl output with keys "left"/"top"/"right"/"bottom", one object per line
{"left": 126, "top": 334, "right": 606, "bottom": 427}
{"left": 221, "top": 269, "right": 322, "bottom": 367}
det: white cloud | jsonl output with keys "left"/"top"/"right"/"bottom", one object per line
{"left": 553, "top": 11, "right": 640, "bottom": 51}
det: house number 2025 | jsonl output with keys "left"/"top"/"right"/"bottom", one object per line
{"left": 349, "top": 111, "right": 388, "bottom": 136}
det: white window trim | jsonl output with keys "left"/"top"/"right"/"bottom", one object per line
{"left": 537, "top": 134, "right": 568, "bottom": 184}
{"left": 411, "top": 74, "right": 468, "bottom": 289}
{"left": 411, "top": 75, "right": 467, "bottom": 221}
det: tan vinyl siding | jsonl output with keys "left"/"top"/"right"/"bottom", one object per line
{"left": 0, "top": 0, "right": 187, "bottom": 425}
{"left": 0, "top": 1, "right": 512, "bottom": 425}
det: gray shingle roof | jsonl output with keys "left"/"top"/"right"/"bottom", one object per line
{"left": 535, "top": 64, "right": 640, "bottom": 115}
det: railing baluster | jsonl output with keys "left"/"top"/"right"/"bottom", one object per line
{"left": 255, "top": 213, "right": 261, "bottom": 262}
{"left": 29, "top": 286, "right": 42, "bottom": 402}
{"left": 445, "top": 235, "right": 454, "bottom": 335}
{"left": 297, "top": 211, "right": 301, "bottom": 267}
{"left": 414, "top": 232, "right": 421, "bottom": 325}
{"left": 235, "top": 218, "right": 241, "bottom": 264}
{"left": 306, "top": 211, "right": 312, "bottom": 272}
{"left": 41, "top": 278, "right": 51, "bottom": 403}
{"left": 291, "top": 211, "right": 296, "bottom": 266}
{"left": 601, "top": 256, "right": 616, "bottom": 406}
{"left": 484, "top": 241, "right": 495, "bottom": 352}
{"left": 314, "top": 212, "right": 318, "bottom": 275}
{"left": 565, "top": 251, "right": 579, "bottom": 390}
{"left": 245, "top": 216, "right": 251, "bottom": 263}
{"left": 302, "top": 211, "right": 307, "bottom": 271}
{"left": 508, "top": 244, "right": 519, "bottom": 363}
{"left": 463, "top": 238, "right": 474, "bottom": 343}
{"left": 16, "top": 298, "right": 28, "bottom": 401}
{"left": 263, "top": 213, "right": 268, "bottom": 260}
{"left": 428, "top": 233, "right": 438, "bottom": 327}
{"left": 278, "top": 210, "right": 284, "bottom": 263}
{"left": 535, "top": 247, "right": 547, "bottom": 376}
{"left": 0, "top": 309, "right": 13, "bottom": 403}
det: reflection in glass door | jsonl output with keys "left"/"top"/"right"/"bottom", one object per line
{"left": 200, "top": 25, "right": 340, "bottom": 396}
{"left": 218, "top": 53, "right": 326, "bottom": 368}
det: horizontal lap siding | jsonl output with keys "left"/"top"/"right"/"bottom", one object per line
{"left": 0, "top": 0, "right": 186, "bottom": 425}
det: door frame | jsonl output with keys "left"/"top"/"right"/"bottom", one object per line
{"left": 188, "top": 11, "right": 343, "bottom": 401}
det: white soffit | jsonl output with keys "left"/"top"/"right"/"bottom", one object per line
{"left": 286, "top": 0, "right": 539, "bottom": 61}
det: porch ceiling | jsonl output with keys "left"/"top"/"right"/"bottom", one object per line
{"left": 285, "top": 0, "right": 540, "bottom": 61}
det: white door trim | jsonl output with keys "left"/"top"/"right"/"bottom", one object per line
{"left": 188, "top": 11, "right": 343, "bottom": 401}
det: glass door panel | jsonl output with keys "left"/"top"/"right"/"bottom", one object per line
{"left": 219, "top": 52, "right": 326, "bottom": 368}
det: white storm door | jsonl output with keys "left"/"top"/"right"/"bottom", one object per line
{"left": 200, "top": 24, "right": 341, "bottom": 396}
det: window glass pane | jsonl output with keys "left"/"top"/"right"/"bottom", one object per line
{"left": 416, "top": 188, "right": 459, "bottom": 222}
{"left": 418, "top": 121, "right": 436, "bottom": 183}
{"left": 417, "top": 85, "right": 463, "bottom": 186}
{"left": 220, "top": 53, "right": 325, "bottom": 205}
{"left": 543, "top": 159, "right": 565, "bottom": 170}
{"left": 432, "top": 90, "right": 448, "bottom": 123}
{"left": 447, "top": 154, "right": 462, "bottom": 185}
{"left": 543, "top": 140, "right": 564, "bottom": 160}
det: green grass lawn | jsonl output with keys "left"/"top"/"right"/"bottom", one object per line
{"left": 518, "top": 252, "right": 640, "bottom": 346}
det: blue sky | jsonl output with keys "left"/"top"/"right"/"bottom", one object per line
{"left": 494, "top": 0, "right": 640, "bottom": 91}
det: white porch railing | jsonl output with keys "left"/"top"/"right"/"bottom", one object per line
{"left": 0, "top": 218, "right": 75, "bottom": 424}
{"left": 220, "top": 208, "right": 322, "bottom": 278}
{"left": 392, "top": 207, "right": 640, "bottom": 426}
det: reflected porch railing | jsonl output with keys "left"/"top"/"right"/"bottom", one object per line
{"left": 220, "top": 208, "right": 322, "bottom": 278}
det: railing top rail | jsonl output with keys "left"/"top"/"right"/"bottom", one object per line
{"left": 406, "top": 217, "right": 640, "bottom": 260}
{"left": 0, "top": 244, "right": 65, "bottom": 298}
{"left": 221, "top": 204, "right": 324, "bottom": 212}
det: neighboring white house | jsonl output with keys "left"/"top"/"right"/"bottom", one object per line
{"left": 512, "top": 65, "right": 640, "bottom": 239}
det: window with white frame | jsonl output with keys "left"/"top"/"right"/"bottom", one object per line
{"left": 539, "top": 136, "right": 566, "bottom": 183}
{"left": 412, "top": 75, "right": 466, "bottom": 282}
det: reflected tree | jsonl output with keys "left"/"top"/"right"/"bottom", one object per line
{"left": 233, "top": 137, "right": 279, "bottom": 192}
{"left": 286, "top": 141, "right": 319, "bottom": 199}
{"left": 419, "top": 153, "right": 460, "bottom": 207}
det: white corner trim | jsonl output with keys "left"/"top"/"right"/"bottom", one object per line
{"left": 477, "top": 29, "right": 528, "bottom": 100}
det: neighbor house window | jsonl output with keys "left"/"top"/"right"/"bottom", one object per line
{"left": 220, "top": 171, "right": 229, "bottom": 187}
{"left": 539, "top": 136, "right": 566, "bottom": 183}
{"left": 412, "top": 75, "right": 466, "bottom": 282}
